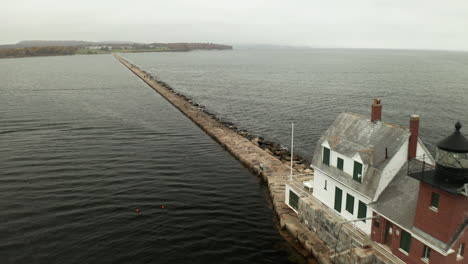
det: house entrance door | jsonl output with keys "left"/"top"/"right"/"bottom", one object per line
{"left": 384, "top": 222, "right": 393, "bottom": 247}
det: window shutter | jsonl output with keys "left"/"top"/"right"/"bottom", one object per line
{"left": 346, "top": 194, "right": 355, "bottom": 214}
{"left": 337, "top": 158, "right": 344, "bottom": 170}
{"left": 358, "top": 201, "right": 367, "bottom": 222}
{"left": 289, "top": 190, "right": 299, "bottom": 210}
{"left": 353, "top": 161, "right": 363, "bottom": 183}
{"left": 323, "top": 147, "right": 330, "bottom": 166}
{"left": 334, "top": 187, "right": 342, "bottom": 212}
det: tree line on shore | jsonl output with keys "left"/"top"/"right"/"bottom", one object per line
{"left": 154, "top": 43, "right": 232, "bottom": 51}
{"left": 0, "top": 46, "right": 77, "bottom": 58}
{"left": 0, "top": 42, "right": 233, "bottom": 58}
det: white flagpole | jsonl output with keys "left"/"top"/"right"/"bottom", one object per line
{"left": 290, "top": 123, "right": 294, "bottom": 181}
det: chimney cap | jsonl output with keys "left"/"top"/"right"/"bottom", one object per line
{"left": 373, "top": 98, "right": 381, "bottom": 105}
{"left": 410, "top": 114, "right": 420, "bottom": 120}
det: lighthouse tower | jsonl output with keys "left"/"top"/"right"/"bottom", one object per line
{"left": 409, "top": 121, "right": 468, "bottom": 261}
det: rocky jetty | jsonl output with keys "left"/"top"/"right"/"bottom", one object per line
{"left": 141, "top": 71, "right": 312, "bottom": 174}
{"left": 116, "top": 55, "right": 332, "bottom": 263}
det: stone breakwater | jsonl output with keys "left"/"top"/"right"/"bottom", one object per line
{"left": 143, "top": 72, "right": 312, "bottom": 173}
{"left": 113, "top": 54, "right": 332, "bottom": 264}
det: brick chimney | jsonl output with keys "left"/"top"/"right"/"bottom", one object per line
{"left": 408, "top": 114, "right": 420, "bottom": 160}
{"left": 371, "top": 98, "right": 382, "bottom": 122}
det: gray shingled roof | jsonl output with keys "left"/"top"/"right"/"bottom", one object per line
{"left": 370, "top": 164, "right": 455, "bottom": 254}
{"left": 370, "top": 164, "right": 419, "bottom": 230}
{"left": 311, "top": 112, "right": 410, "bottom": 200}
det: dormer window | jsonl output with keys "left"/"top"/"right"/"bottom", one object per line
{"left": 353, "top": 161, "right": 363, "bottom": 183}
{"left": 323, "top": 147, "right": 330, "bottom": 166}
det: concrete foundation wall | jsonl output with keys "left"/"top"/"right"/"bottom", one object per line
{"left": 296, "top": 198, "right": 386, "bottom": 264}
{"left": 298, "top": 199, "right": 355, "bottom": 252}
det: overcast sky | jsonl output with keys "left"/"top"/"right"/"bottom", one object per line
{"left": 2, "top": 0, "right": 468, "bottom": 50}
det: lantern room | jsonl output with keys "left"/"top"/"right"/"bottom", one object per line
{"left": 435, "top": 121, "right": 468, "bottom": 185}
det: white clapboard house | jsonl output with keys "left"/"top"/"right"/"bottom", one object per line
{"left": 291, "top": 99, "right": 434, "bottom": 235}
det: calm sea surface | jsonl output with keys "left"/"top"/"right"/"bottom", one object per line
{"left": 124, "top": 49, "right": 468, "bottom": 159}
{"left": 2, "top": 49, "right": 468, "bottom": 263}
{"left": 0, "top": 55, "right": 295, "bottom": 264}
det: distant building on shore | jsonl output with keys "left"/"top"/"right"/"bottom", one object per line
{"left": 86, "top": 46, "right": 113, "bottom": 50}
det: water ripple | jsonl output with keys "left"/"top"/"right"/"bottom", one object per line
{"left": 0, "top": 54, "right": 293, "bottom": 264}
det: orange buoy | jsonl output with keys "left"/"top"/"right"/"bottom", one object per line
{"left": 136, "top": 208, "right": 140, "bottom": 213}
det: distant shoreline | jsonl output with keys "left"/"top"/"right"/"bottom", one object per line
{"left": 0, "top": 49, "right": 233, "bottom": 59}
{"left": 0, "top": 42, "right": 232, "bottom": 59}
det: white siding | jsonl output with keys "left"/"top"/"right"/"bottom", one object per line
{"left": 330, "top": 150, "right": 355, "bottom": 176}
{"left": 312, "top": 169, "right": 373, "bottom": 234}
{"left": 416, "top": 139, "right": 435, "bottom": 165}
{"left": 322, "top": 140, "right": 331, "bottom": 150}
{"left": 312, "top": 169, "right": 335, "bottom": 209}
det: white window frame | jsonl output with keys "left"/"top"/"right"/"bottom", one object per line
{"left": 421, "top": 245, "right": 431, "bottom": 263}
{"left": 457, "top": 243, "right": 465, "bottom": 261}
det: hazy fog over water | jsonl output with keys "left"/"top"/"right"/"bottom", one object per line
{"left": 2, "top": 0, "right": 468, "bottom": 50}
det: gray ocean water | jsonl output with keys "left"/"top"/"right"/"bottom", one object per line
{"left": 1, "top": 49, "right": 468, "bottom": 263}
{"left": 0, "top": 55, "right": 296, "bottom": 264}
{"left": 124, "top": 49, "right": 468, "bottom": 159}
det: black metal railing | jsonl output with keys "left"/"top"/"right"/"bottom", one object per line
{"left": 407, "top": 157, "right": 435, "bottom": 176}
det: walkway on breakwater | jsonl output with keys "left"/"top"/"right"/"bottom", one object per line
{"left": 113, "top": 54, "right": 332, "bottom": 264}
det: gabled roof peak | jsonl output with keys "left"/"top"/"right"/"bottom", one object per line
{"left": 344, "top": 112, "right": 408, "bottom": 131}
